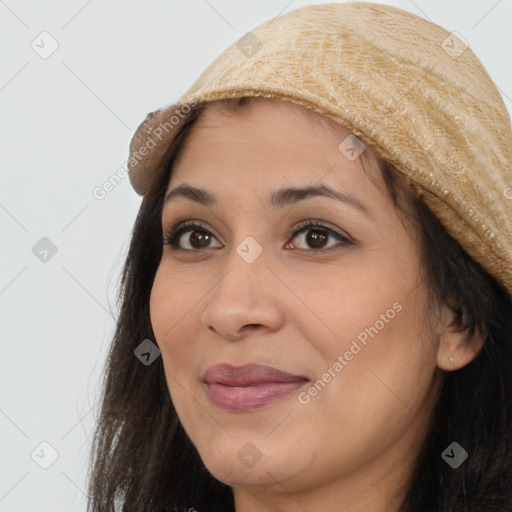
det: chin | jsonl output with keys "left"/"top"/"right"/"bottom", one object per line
{"left": 195, "top": 435, "right": 310, "bottom": 489}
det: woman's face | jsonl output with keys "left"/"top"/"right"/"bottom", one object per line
{"left": 150, "top": 99, "right": 442, "bottom": 508}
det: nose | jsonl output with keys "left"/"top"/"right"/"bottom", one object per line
{"left": 200, "top": 246, "right": 285, "bottom": 340}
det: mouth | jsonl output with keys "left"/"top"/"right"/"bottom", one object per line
{"left": 202, "top": 363, "right": 309, "bottom": 411}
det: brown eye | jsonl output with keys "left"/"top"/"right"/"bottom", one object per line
{"left": 289, "top": 222, "right": 353, "bottom": 251}
{"left": 305, "top": 228, "right": 329, "bottom": 249}
{"left": 163, "top": 220, "right": 353, "bottom": 252}
{"left": 187, "top": 230, "right": 213, "bottom": 249}
{"left": 163, "top": 223, "right": 222, "bottom": 251}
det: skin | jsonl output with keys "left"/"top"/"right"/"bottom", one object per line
{"left": 149, "top": 98, "right": 482, "bottom": 511}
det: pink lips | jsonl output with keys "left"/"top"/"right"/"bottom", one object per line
{"left": 203, "top": 363, "right": 309, "bottom": 411}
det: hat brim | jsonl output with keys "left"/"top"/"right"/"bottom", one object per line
{"left": 127, "top": 105, "right": 193, "bottom": 196}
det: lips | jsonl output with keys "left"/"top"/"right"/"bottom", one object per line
{"left": 203, "top": 363, "right": 309, "bottom": 411}
{"left": 203, "top": 363, "right": 308, "bottom": 386}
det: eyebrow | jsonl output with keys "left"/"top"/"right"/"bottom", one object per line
{"left": 163, "top": 183, "right": 371, "bottom": 217}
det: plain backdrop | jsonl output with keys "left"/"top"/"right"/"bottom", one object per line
{"left": 1, "top": 1, "right": 511, "bottom": 510}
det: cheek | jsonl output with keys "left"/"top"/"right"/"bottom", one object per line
{"left": 294, "top": 241, "right": 435, "bottom": 409}
{"left": 150, "top": 263, "right": 197, "bottom": 337}
{"left": 149, "top": 272, "right": 197, "bottom": 419}
{"left": 149, "top": 269, "right": 170, "bottom": 348}
{"left": 327, "top": 293, "right": 435, "bottom": 428}
{"left": 149, "top": 267, "right": 193, "bottom": 370}
{"left": 287, "top": 251, "right": 420, "bottom": 354}
{"left": 292, "top": 296, "right": 436, "bottom": 474}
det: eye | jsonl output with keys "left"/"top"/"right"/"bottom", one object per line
{"left": 286, "top": 220, "right": 353, "bottom": 251}
{"left": 163, "top": 221, "right": 222, "bottom": 251}
{"left": 163, "top": 219, "right": 354, "bottom": 252}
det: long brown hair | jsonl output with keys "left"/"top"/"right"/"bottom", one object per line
{"left": 87, "top": 98, "right": 512, "bottom": 512}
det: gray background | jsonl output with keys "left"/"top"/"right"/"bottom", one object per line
{"left": 1, "top": 0, "right": 511, "bottom": 510}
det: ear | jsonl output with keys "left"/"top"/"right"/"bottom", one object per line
{"left": 436, "top": 307, "right": 485, "bottom": 371}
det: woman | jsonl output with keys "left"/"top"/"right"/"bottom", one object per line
{"left": 87, "top": 3, "right": 512, "bottom": 511}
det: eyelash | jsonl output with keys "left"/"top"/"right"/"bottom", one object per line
{"left": 162, "top": 220, "right": 354, "bottom": 253}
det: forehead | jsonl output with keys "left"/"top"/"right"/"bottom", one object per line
{"left": 166, "top": 98, "right": 384, "bottom": 195}
{"left": 193, "top": 98, "right": 353, "bottom": 144}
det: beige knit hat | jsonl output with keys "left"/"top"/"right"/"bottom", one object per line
{"left": 127, "top": 2, "right": 512, "bottom": 297}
